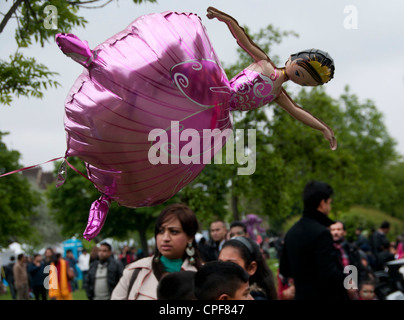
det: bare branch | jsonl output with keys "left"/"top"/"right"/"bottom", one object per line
{"left": 0, "top": 0, "right": 24, "bottom": 34}
{"left": 67, "top": 0, "right": 114, "bottom": 8}
{"left": 68, "top": 0, "right": 104, "bottom": 4}
{"left": 74, "top": 0, "right": 114, "bottom": 9}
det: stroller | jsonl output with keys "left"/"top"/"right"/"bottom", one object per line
{"left": 374, "top": 258, "right": 404, "bottom": 300}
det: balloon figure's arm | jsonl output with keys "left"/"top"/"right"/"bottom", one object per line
{"left": 275, "top": 89, "right": 337, "bottom": 150}
{"left": 206, "top": 7, "right": 271, "bottom": 65}
{"left": 56, "top": 33, "right": 94, "bottom": 68}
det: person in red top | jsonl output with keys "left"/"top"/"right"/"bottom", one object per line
{"left": 48, "top": 253, "right": 74, "bottom": 300}
{"left": 119, "top": 246, "right": 136, "bottom": 267}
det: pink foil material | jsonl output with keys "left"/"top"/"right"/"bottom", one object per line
{"left": 56, "top": 12, "right": 276, "bottom": 239}
{"left": 83, "top": 195, "right": 111, "bottom": 241}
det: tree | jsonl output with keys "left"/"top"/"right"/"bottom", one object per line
{"left": 337, "top": 88, "right": 398, "bottom": 208}
{"left": 381, "top": 160, "right": 404, "bottom": 219}
{"left": 45, "top": 20, "right": 403, "bottom": 241}
{"left": 46, "top": 158, "right": 99, "bottom": 238}
{"left": 0, "top": 132, "right": 41, "bottom": 247}
{"left": 176, "top": 24, "right": 400, "bottom": 232}
{"left": 0, "top": 0, "right": 156, "bottom": 105}
{"left": 46, "top": 157, "right": 167, "bottom": 254}
{"left": 177, "top": 163, "right": 233, "bottom": 227}
{"left": 175, "top": 24, "right": 298, "bottom": 225}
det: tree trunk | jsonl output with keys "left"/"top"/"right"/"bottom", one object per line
{"left": 0, "top": 0, "right": 24, "bottom": 34}
{"left": 138, "top": 228, "right": 149, "bottom": 257}
{"left": 231, "top": 193, "right": 240, "bottom": 221}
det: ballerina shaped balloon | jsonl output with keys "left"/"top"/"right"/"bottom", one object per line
{"left": 55, "top": 7, "right": 336, "bottom": 240}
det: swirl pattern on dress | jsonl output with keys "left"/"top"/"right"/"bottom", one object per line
{"left": 229, "top": 69, "right": 276, "bottom": 111}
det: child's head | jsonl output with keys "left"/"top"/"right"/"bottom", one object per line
{"left": 157, "top": 271, "right": 196, "bottom": 300}
{"left": 359, "top": 280, "right": 376, "bottom": 300}
{"left": 194, "top": 261, "right": 253, "bottom": 300}
{"left": 219, "top": 236, "right": 277, "bottom": 299}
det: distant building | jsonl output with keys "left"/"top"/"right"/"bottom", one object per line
{"left": 21, "top": 167, "right": 63, "bottom": 244}
{"left": 22, "top": 166, "right": 55, "bottom": 190}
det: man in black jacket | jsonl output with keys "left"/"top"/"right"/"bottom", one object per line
{"left": 370, "top": 221, "right": 391, "bottom": 270}
{"left": 279, "top": 180, "right": 349, "bottom": 300}
{"left": 85, "top": 242, "right": 123, "bottom": 300}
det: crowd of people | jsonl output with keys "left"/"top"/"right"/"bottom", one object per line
{"left": 278, "top": 181, "right": 404, "bottom": 300}
{"left": 1, "top": 181, "right": 404, "bottom": 301}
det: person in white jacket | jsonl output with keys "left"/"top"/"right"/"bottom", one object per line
{"left": 111, "top": 203, "right": 203, "bottom": 300}
{"left": 78, "top": 249, "right": 90, "bottom": 290}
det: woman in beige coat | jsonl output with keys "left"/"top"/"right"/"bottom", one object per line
{"left": 111, "top": 203, "right": 203, "bottom": 300}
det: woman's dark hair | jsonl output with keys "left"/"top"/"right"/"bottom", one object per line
{"left": 221, "top": 237, "right": 277, "bottom": 300}
{"left": 51, "top": 253, "right": 61, "bottom": 265}
{"left": 152, "top": 203, "right": 202, "bottom": 280}
{"left": 290, "top": 49, "right": 335, "bottom": 84}
{"left": 45, "top": 247, "right": 55, "bottom": 255}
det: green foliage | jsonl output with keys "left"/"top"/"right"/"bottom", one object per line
{"left": 0, "top": 52, "right": 60, "bottom": 105}
{"left": 337, "top": 87, "right": 398, "bottom": 207}
{"left": 282, "top": 206, "right": 404, "bottom": 243}
{"left": 183, "top": 24, "right": 400, "bottom": 233}
{"left": 46, "top": 158, "right": 99, "bottom": 239}
{"left": 38, "top": 15, "right": 404, "bottom": 243}
{"left": 383, "top": 161, "right": 404, "bottom": 219}
{"left": 176, "top": 163, "right": 233, "bottom": 228}
{"left": 223, "top": 24, "right": 298, "bottom": 79}
{"left": 16, "top": 0, "right": 87, "bottom": 48}
{"left": 46, "top": 157, "right": 164, "bottom": 252}
{"left": 333, "top": 206, "right": 404, "bottom": 243}
{"left": 0, "top": 132, "right": 41, "bottom": 247}
{"left": 6, "top": 0, "right": 157, "bottom": 48}
{"left": 0, "top": 0, "right": 156, "bottom": 106}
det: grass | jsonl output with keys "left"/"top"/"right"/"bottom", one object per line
{"left": 1, "top": 261, "right": 282, "bottom": 301}
{"left": 267, "top": 257, "right": 280, "bottom": 292}
{"left": 340, "top": 206, "right": 404, "bottom": 228}
{"left": 0, "top": 280, "right": 89, "bottom": 300}
{"left": 72, "top": 281, "right": 88, "bottom": 300}
{"left": 267, "top": 258, "right": 279, "bottom": 276}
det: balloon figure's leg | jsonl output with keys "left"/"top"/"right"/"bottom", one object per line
{"left": 83, "top": 195, "right": 111, "bottom": 241}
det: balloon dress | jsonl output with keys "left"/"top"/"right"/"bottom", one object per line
{"left": 56, "top": 11, "right": 278, "bottom": 240}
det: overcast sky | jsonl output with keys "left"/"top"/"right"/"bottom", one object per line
{"left": 1, "top": 0, "right": 404, "bottom": 172}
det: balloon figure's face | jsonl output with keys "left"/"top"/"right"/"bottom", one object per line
{"left": 285, "top": 57, "right": 319, "bottom": 87}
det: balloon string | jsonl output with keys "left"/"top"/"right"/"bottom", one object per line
{"left": 64, "top": 158, "right": 91, "bottom": 182}
{"left": 0, "top": 157, "right": 64, "bottom": 178}
{"left": 0, "top": 157, "right": 91, "bottom": 184}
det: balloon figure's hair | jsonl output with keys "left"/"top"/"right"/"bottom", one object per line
{"left": 290, "top": 49, "right": 335, "bottom": 85}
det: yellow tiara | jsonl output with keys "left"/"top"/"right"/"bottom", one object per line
{"left": 308, "top": 60, "right": 332, "bottom": 84}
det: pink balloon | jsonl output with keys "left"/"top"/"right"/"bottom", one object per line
{"left": 56, "top": 12, "right": 277, "bottom": 240}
